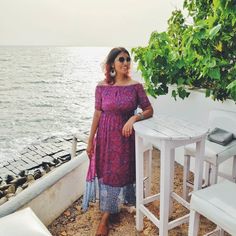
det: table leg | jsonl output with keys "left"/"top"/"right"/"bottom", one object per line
{"left": 169, "top": 149, "right": 175, "bottom": 216}
{"left": 144, "top": 149, "right": 152, "bottom": 197}
{"left": 159, "top": 141, "right": 172, "bottom": 236}
{"left": 135, "top": 135, "right": 144, "bottom": 231}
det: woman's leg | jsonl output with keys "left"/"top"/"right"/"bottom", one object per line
{"left": 96, "top": 212, "right": 110, "bottom": 236}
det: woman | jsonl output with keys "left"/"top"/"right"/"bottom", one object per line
{"left": 86, "top": 47, "right": 153, "bottom": 236}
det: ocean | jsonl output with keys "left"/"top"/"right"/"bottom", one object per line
{"left": 0, "top": 47, "right": 116, "bottom": 161}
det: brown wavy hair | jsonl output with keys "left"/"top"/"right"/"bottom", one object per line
{"left": 104, "top": 47, "right": 130, "bottom": 85}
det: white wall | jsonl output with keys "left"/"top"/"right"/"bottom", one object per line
{"left": 149, "top": 87, "right": 236, "bottom": 180}
{"left": 150, "top": 87, "right": 236, "bottom": 124}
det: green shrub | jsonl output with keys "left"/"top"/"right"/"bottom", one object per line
{"left": 132, "top": 0, "right": 236, "bottom": 101}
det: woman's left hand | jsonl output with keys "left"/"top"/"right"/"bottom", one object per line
{"left": 122, "top": 117, "right": 136, "bottom": 137}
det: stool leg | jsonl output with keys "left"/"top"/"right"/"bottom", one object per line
{"left": 189, "top": 139, "right": 205, "bottom": 236}
{"left": 188, "top": 209, "right": 200, "bottom": 236}
{"left": 183, "top": 154, "right": 190, "bottom": 200}
{"left": 210, "top": 165, "right": 218, "bottom": 185}
{"left": 135, "top": 135, "right": 144, "bottom": 231}
{"left": 232, "top": 155, "right": 236, "bottom": 183}
{"left": 218, "top": 226, "right": 225, "bottom": 236}
{"left": 203, "top": 162, "right": 210, "bottom": 187}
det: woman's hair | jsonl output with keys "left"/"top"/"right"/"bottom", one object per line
{"left": 103, "top": 47, "right": 130, "bottom": 84}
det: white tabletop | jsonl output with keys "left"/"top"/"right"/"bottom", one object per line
{"left": 134, "top": 115, "right": 209, "bottom": 141}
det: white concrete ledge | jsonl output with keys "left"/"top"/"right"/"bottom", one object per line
{"left": 0, "top": 152, "right": 89, "bottom": 226}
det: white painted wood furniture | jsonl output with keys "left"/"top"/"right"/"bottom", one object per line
{"left": 134, "top": 115, "right": 208, "bottom": 236}
{"left": 0, "top": 207, "right": 52, "bottom": 236}
{"left": 183, "top": 110, "right": 236, "bottom": 200}
{"left": 188, "top": 180, "right": 236, "bottom": 236}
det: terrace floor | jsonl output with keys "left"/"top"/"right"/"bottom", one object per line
{"left": 48, "top": 149, "right": 220, "bottom": 236}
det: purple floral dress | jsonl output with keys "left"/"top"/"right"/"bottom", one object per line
{"left": 82, "top": 83, "right": 151, "bottom": 213}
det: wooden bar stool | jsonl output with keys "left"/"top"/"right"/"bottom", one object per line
{"left": 188, "top": 180, "right": 236, "bottom": 236}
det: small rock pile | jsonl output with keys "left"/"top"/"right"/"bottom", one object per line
{"left": 0, "top": 134, "right": 87, "bottom": 206}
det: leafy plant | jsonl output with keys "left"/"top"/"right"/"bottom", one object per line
{"left": 132, "top": 0, "right": 236, "bottom": 101}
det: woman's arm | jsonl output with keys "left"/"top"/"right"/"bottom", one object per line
{"left": 134, "top": 105, "right": 153, "bottom": 121}
{"left": 86, "top": 109, "right": 102, "bottom": 158}
{"left": 122, "top": 105, "right": 153, "bottom": 138}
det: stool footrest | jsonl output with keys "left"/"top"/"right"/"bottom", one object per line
{"left": 143, "top": 193, "right": 160, "bottom": 205}
{"left": 172, "top": 192, "right": 190, "bottom": 209}
{"left": 168, "top": 214, "right": 190, "bottom": 230}
{"left": 139, "top": 205, "right": 160, "bottom": 228}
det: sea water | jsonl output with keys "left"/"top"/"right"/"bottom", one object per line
{"left": 0, "top": 47, "right": 113, "bottom": 161}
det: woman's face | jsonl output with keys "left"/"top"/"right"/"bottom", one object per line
{"left": 113, "top": 52, "right": 131, "bottom": 77}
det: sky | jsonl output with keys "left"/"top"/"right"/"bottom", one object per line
{"left": 0, "top": 0, "right": 184, "bottom": 47}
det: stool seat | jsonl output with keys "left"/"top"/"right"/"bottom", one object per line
{"left": 190, "top": 180, "right": 236, "bottom": 235}
{"left": 0, "top": 207, "right": 52, "bottom": 236}
{"left": 185, "top": 140, "right": 236, "bottom": 166}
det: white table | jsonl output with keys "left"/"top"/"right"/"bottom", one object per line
{"left": 133, "top": 115, "right": 208, "bottom": 236}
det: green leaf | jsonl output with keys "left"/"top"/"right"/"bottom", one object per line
{"left": 177, "top": 78, "right": 185, "bottom": 86}
{"left": 208, "top": 68, "right": 221, "bottom": 80}
{"left": 209, "top": 24, "right": 221, "bottom": 39}
{"left": 172, "top": 90, "right": 177, "bottom": 100}
{"left": 226, "top": 80, "right": 236, "bottom": 101}
{"left": 205, "top": 89, "right": 211, "bottom": 97}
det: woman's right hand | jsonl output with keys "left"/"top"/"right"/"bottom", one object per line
{"left": 86, "top": 140, "right": 94, "bottom": 159}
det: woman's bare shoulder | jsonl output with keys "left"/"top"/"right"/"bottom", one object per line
{"left": 129, "top": 79, "right": 141, "bottom": 85}
{"left": 97, "top": 80, "right": 108, "bottom": 86}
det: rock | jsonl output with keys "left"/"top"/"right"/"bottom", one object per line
{"left": 27, "top": 174, "right": 35, "bottom": 182}
{"left": 6, "top": 193, "right": 15, "bottom": 199}
{"left": 18, "top": 170, "right": 27, "bottom": 177}
{"left": 33, "top": 169, "right": 42, "bottom": 180}
{"left": 60, "top": 231, "right": 67, "bottom": 236}
{"left": 64, "top": 210, "right": 71, "bottom": 217}
{"left": 5, "top": 174, "right": 15, "bottom": 184}
{"left": 59, "top": 155, "right": 71, "bottom": 163}
{"left": 6, "top": 185, "right": 16, "bottom": 194}
{"left": 75, "top": 205, "right": 81, "bottom": 212}
{"left": 10, "top": 176, "right": 27, "bottom": 188}
{"left": 143, "top": 228, "right": 151, "bottom": 235}
{"left": 0, "top": 190, "right": 6, "bottom": 198}
{"left": 0, "top": 184, "right": 11, "bottom": 191}
{"left": 53, "top": 158, "right": 60, "bottom": 165}
{"left": 22, "top": 182, "right": 28, "bottom": 189}
{"left": 42, "top": 162, "right": 51, "bottom": 173}
{"left": 0, "top": 196, "right": 7, "bottom": 206}
{"left": 15, "top": 186, "right": 23, "bottom": 195}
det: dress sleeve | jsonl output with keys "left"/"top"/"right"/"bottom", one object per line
{"left": 137, "top": 84, "right": 151, "bottom": 110}
{"left": 95, "top": 86, "right": 102, "bottom": 111}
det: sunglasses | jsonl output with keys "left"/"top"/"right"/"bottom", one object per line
{"left": 117, "top": 56, "right": 131, "bottom": 63}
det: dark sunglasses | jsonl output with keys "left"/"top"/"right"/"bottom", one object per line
{"left": 117, "top": 56, "right": 131, "bottom": 63}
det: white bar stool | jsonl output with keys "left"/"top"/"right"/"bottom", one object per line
{"left": 183, "top": 110, "right": 236, "bottom": 200}
{"left": 0, "top": 207, "right": 52, "bottom": 236}
{"left": 183, "top": 140, "right": 236, "bottom": 199}
{"left": 188, "top": 180, "right": 236, "bottom": 236}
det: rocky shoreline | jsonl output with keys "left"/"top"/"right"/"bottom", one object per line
{"left": 0, "top": 134, "right": 87, "bottom": 207}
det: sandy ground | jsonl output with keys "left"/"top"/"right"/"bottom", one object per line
{"left": 48, "top": 149, "right": 220, "bottom": 236}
